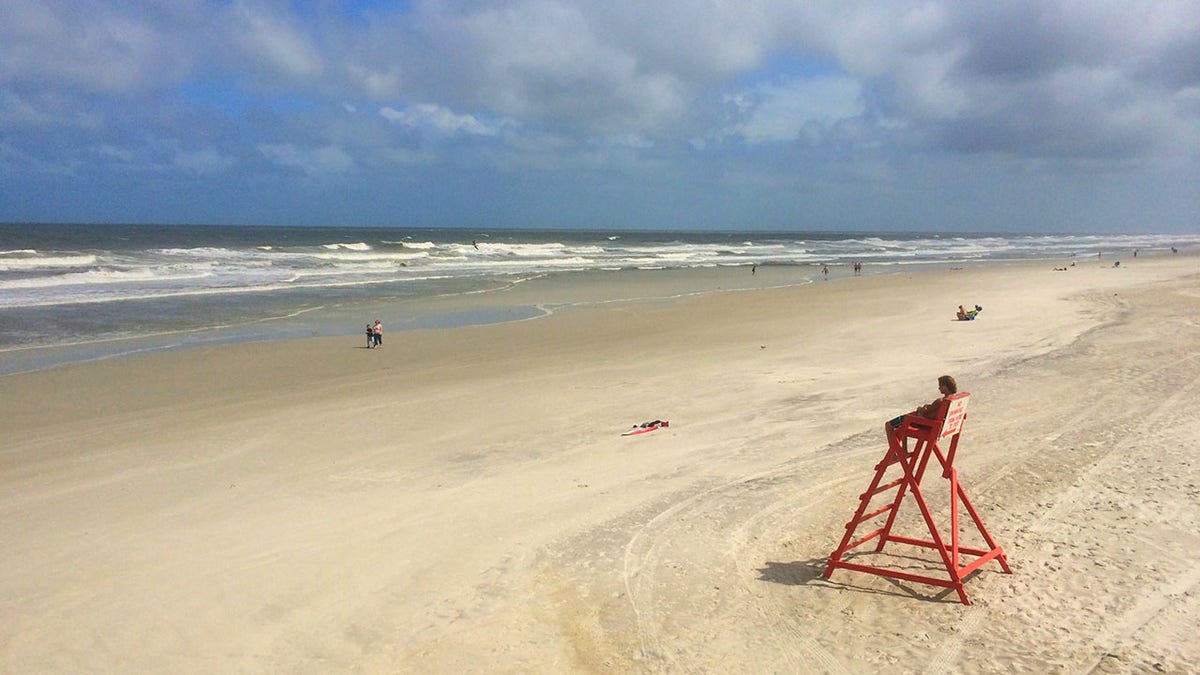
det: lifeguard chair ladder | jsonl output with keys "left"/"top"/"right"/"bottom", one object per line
{"left": 824, "top": 392, "right": 1010, "bottom": 604}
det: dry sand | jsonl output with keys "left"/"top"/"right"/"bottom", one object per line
{"left": 3, "top": 256, "right": 1199, "bottom": 673}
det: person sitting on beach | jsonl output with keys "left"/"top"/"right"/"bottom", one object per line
{"left": 884, "top": 375, "right": 957, "bottom": 447}
{"left": 956, "top": 304, "right": 982, "bottom": 320}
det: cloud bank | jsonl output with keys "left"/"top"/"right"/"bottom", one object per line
{"left": 1, "top": 0, "right": 1197, "bottom": 231}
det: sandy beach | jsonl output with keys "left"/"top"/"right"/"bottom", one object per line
{"left": 3, "top": 255, "right": 1199, "bottom": 673}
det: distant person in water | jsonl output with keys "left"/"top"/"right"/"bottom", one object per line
{"left": 885, "top": 375, "right": 958, "bottom": 447}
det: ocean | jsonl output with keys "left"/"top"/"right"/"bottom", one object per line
{"left": 1, "top": 223, "right": 1194, "bottom": 374}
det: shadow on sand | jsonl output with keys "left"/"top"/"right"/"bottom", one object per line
{"left": 757, "top": 553, "right": 969, "bottom": 604}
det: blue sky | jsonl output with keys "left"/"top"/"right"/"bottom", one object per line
{"left": 1, "top": 0, "right": 1198, "bottom": 233}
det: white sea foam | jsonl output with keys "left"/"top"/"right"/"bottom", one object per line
{"left": 311, "top": 249, "right": 429, "bottom": 262}
{"left": 0, "top": 266, "right": 214, "bottom": 290}
{"left": 0, "top": 254, "right": 98, "bottom": 270}
{"left": 322, "top": 242, "right": 371, "bottom": 251}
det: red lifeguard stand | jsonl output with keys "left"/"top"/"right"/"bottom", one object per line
{"left": 824, "top": 393, "right": 1010, "bottom": 604}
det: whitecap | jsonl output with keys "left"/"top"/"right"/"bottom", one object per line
{"left": 322, "top": 242, "right": 371, "bottom": 251}
{"left": 0, "top": 254, "right": 98, "bottom": 270}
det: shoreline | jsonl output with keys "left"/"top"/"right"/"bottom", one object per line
{"left": 0, "top": 254, "right": 1161, "bottom": 377}
{"left": 3, "top": 253, "right": 1199, "bottom": 672}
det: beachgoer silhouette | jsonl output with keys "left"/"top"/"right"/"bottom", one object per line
{"left": 372, "top": 320, "right": 382, "bottom": 348}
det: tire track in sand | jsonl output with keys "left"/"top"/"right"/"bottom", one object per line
{"left": 621, "top": 441, "right": 873, "bottom": 673}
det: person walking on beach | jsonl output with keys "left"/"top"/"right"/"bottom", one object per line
{"left": 884, "top": 375, "right": 957, "bottom": 447}
{"left": 822, "top": 265, "right": 829, "bottom": 280}
{"left": 366, "top": 323, "right": 374, "bottom": 349}
{"left": 372, "top": 320, "right": 382, "bottom": 348}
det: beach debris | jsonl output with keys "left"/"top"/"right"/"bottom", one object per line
{"left": 622, "top": 420, "right": 669, "bottom": 436}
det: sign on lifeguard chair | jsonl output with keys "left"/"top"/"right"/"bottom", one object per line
{"left": 940, "top": 395, "right": 967, "bottom": 439}
{"left": 824, "top": 392, "right": 1010, "bottom": 605}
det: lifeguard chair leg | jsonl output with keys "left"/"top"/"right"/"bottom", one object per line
{"left": 824, "top": 449, "right": 899, "bottom": 577}
{"left": 954, "top": 480, "right": 1012, "bottom": 574}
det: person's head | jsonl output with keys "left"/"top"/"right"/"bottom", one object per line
{"left": 937, "top": 375, "right": 957, "bottom": 395}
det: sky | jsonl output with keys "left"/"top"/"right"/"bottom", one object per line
{"left": 1, "top": 1, "right": 1198, "bottom": 233}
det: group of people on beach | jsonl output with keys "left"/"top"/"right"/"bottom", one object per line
{"left": 750, "top": 261, "right": 864, "bottom": 278}
{"left": 365, "top": 320, "right": 382, "bottom": 348}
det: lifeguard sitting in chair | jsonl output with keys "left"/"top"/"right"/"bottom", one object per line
{"left": 885, "top": 375, "right": 957, "bottom": 447}
{"left": 826, "top": 374, "right": 1010, "bottom": 605}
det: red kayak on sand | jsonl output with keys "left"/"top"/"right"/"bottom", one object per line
{"left": 622, "top": 420, "right": 669, "bottom": 436}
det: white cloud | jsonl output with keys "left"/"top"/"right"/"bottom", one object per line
{"left": 724, "top": 76, "right": 865, "bottom": 144}
{"left": 225, "top": 1, "right": 324, "bottom": 81}
{"left": 345, "top": 63, "right": 403, "bottom": 100}
{"left": 406, "top": 1, "right": 695, "bottom": 135}
{"left": 96, "top": 144, "right": 135, "bottom": 163}
{"left": 258, "top": 143, "right": 353, "bottom": 175}
{"left": 379, "top": 104, "right": 496, "bottom": 136}
{"left": 0, "top": 0, "right": 197, "bottom": 93}
{"left": 173, "top": 146, "right": 236, "bottom": 174}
